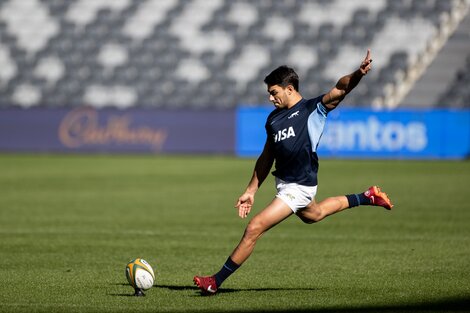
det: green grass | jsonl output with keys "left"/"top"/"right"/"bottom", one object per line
{"left": 0, "top": 154, "right": 469, "bottom": 313}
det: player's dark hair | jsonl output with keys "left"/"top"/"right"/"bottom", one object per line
{"left": 264, "top": 65, "right": 299, "bottom": 91}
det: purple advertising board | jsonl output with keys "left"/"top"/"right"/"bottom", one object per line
{"left": 0, "top": 107, "right": 235, "bottom": 154}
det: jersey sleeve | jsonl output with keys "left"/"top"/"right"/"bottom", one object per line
{"left": 316, "top": 98, "right": 329, "bottom": 118}
{"left": 306, "top": 94, "right": 330, "bottom": 116}
{"left": 264, "top": 110, "right": 276, "bottom": 143}
{"left": 265, "top": 122, "right": 271, "bottom": 140}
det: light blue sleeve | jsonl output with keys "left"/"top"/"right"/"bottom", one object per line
{"left": 307, "top": 101, "right": 328, "bottom": 152}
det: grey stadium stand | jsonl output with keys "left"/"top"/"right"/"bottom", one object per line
{"left": 0, "top": 0, "right": 468, "bottom": 110}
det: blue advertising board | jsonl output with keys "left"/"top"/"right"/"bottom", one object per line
{"left": 236, "top": 107, "right": 470, "bottom": 159}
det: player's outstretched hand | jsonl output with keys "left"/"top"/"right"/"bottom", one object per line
{"left": 359, "top": 49, "right": 372, "bottom": 75}
{"left": 235, "top": 192, "right": 254, "bottom": 219}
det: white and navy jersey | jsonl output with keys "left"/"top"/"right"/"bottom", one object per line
{"left": 265, "top": 95, "right": 329, "bottom": 186}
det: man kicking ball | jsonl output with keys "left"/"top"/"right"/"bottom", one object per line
{"left": 194, "top": 49, "right": 393, "bottom": 295}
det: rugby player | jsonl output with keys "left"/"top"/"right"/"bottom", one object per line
{"left": 194, "top": 49, "right": 393, "bottom": 295}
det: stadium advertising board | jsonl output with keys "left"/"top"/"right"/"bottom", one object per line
{"left": 0, "top": 107, "right": 234, "bottom": 153}
{"left": 236, "top": 107, "right": 470, "bottom": 159}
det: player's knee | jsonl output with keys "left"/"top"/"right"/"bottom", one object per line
{"left": 300, "top": 216, "right": 317, "bottom": 224}
{"left": 244, "top": 219, "right": 265, "bottom": 242}
{"left": 300, "top": 215, "right": 322, "bottom": 224}
{"left": 298, "top": 207, "right": 323, "bottom": 224}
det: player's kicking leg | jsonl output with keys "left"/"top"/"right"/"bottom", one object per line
{"left": 194, "top": 198, "right": 292, "bottom": 295}
{"left": 297, "top": 185, "right": 393, "bottom": 224}
{"left": 364, "top": 186, "right": 393, "bottom": 210}
{"left": 193, "top": 275, "right": 218, "bottom": 295}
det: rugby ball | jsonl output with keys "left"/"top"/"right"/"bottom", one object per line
{"left": 125, "top": 258, "right": 155, "bottom": 290}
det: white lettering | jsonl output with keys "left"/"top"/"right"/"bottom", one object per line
{"left": 382, "top": 122, "right": 405, "bottom": 150}
{"left": 274, "top": 126, "right": 296, "bottom": 143}
{"left": 322, "top": 117, "right": 427, "bottom": 152}
{"left": 406, "top": 123, "right": 427, "bottom": 151}
{"left": 287, "top": 126, "right": 295, "bottom": 138}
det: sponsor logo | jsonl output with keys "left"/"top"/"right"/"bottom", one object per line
{"left": 207, "top": 285, "right": 216, "bottom": 293}
{"left": 322, "top": 117, "right": 427, "bottom": 151}
{"left": 58, "top": 107, "right": 168, "bottom": 150}
{"left": 286, "top": 193, "right": 296, "bottom": 201}
{"left": 288, "top": 110, "right": 300, "bottom": 119}
{"left": 274, "top": 126, "right": 296, "bottom": 143}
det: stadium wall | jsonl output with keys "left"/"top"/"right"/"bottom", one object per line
{"left": 0, "top": 107, "right": 235, "bottom": 154}
{"left": 1, "top": 107, "right": 469, "bottom": 159}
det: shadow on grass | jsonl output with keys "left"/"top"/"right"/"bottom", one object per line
{"left": 243, "top": 296, "right": 470, "bottom": 313}
{"left": 109, "top": 283, "right": 318, "bottom": 297}
{"left": 109, "top": 284, "right": 470, "bottom": 312}
{"left": 155, "top": 284, "right": 320, "bottom": 296}
{"left": 108, "top": 293, "right": 137, "bottom": 297}
{"left": 109, "top": 283, "right": 200, "bottom": 297}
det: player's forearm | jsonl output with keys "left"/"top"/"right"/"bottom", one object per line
{"left": 326, "top": 49, "right": 371, "bottom": 107}
{"left": 247, "top": 168, "right": 269, "bottom": 192}
{"left": 246, "top": 152, "right": 274, "bottom": 194}
{"left": 245, "top": 173, "right": 261, "bottom": 195}
{"left": 323, "top": 69, "right": 365, "bottom": 109}
{"left": 336, "top": 69, "right": 364, "bottom": 95}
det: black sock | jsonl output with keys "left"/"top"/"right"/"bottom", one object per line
{"left": 214, "top": 257, "right": 240, "bottom": 287}
{"left": 346, "top": 193, "right": 371, "bottom": 208}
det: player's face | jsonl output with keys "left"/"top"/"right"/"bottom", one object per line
{"left": 267, "top": 85, "right": 289, "bottom": 109}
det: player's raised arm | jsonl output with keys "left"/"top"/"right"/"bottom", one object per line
{"left": 322, "top": 49, "right": 372, "bottom": 110}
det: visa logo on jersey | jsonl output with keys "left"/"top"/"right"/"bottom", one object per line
{"left": 274, "top": 126, "right": 296, "bottom": 143}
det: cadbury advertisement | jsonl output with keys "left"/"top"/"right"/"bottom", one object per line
{"left": 0, "top": 107, "right": 235, "bottom": 154}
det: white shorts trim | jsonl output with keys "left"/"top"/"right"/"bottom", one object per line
{"left": 275, "top": 177, "right": 317, "bottom": 213}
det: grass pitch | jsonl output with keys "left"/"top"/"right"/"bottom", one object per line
{"left": 0, "top": 154, "right": 469, "bottom": 313}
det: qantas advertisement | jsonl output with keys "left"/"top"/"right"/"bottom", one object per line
{"left": 236, "top": 107, "right": 470, "bottom": 159}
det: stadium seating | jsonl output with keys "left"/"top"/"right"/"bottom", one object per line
{"left": 0, "top": 0, "right": 468, "bottom": 109}
{"left": 436, "top": 53, "right": 470, "bottom": 108}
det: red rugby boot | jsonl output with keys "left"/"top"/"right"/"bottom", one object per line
{"left": 365, "top": 186, "right": 393, "bottom": 210}
{"left": 193, "top": 275, "right": 218, "bottom": 295}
